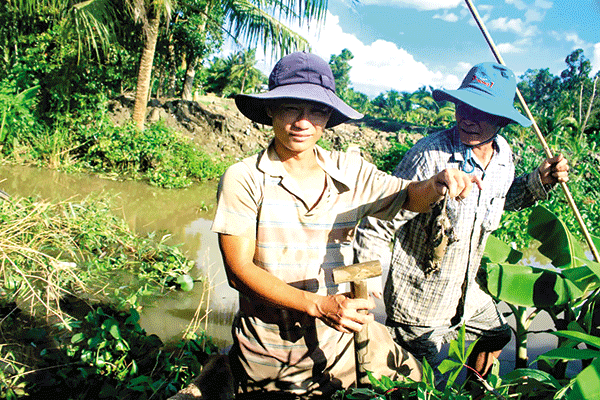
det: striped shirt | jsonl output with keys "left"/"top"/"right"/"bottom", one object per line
{"left": 354, "top": 127, "right": 549, "bottom": 327}
{"left": 211, "top": 141, "right": 411, "bottom": 394}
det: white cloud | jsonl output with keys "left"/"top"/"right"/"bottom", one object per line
{"left": 433, "top": 11, "right": 459, "bottom": 22}
{"left": 593, "top": 43, "right": 600, "bottom": 75}
{"left": 534, "top": 0, "right": 553, "bottom": 9}
{"left": 456, "top": 62, "right": 472, "bottom": 73}
{"left": 497, "top": 42, "right": 524, "bottom": 53}
{"left": 524, "top": 8, "right": 543, "bottom": 22}
{"left": 505, "top": 0, "right": 527, "bottom": 10}
{"left": 488, "top": 17, "right": 537, "bottom": 37}
{"left": 283, "top": 12, "right": 457, "bottom": 96}
{"left": 564, "top": 33, "right": 586, "bottom": 49}
{"left": 359, "top": 0, "right": 462, "bottom": 11}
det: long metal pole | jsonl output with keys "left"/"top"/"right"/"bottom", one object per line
{"left": 464, "top": 0, "right": 600, "bottom": 263}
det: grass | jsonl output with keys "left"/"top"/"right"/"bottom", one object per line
{"left": 0, "top": 195, "right": 196, "bottom": 323}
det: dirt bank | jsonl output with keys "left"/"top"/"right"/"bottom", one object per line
{"left": 108, "top": 94, "right": 432, "bottom": 162}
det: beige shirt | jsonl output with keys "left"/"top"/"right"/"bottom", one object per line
{"left": 212, "top": 142, "right": 412, "bottom": 395}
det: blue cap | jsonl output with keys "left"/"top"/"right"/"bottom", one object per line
{"left": 235, "top": 52, "right": 363, "bottom": 128}
{"left": 433, "top": 62, "right": 532, "bottom": 127}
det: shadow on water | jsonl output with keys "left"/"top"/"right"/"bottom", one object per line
{"left": 0, "top": 164, "right": 238, "bottom": 348}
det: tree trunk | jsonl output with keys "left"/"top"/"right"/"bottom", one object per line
{"left": 166, "top": 45, "right": 178, "bottom": 97}
{"left": 178, "top": 3, "right": 209, "bottom": 101}
{"left": 181, "top": 58, "right": 197, "bottom": 101}
{"left": 240, "top": 68, "right": 247, "bottom": 94}
{"left": 132, "top": 14, "right": 161, "bottom": 131}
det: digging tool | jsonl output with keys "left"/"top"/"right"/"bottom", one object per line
{"left": 332, "top": 260, "right": 382, "bottom": 386}
{"left": 464, "top": 0, "right": 600, "bottom": 263}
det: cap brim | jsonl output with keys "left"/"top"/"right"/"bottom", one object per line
{"left": 433, "top": 88, "right": 532, "bottom": 127}
{"left": 235, "top": 83, "right": 363, "bottom": 128}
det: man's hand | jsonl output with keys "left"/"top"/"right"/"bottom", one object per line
{"left": 539, "top": 154, "right": 569, "bottom": 185}
{"left": 433, "top": 168, "right": 483, "bottom": 201}
{"left": 405, "top": 168, "right": 482, "bottom": 213}
{"left": 314, "top": 294, "right": 375, "bottom": 333}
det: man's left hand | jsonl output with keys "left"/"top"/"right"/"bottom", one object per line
{"left": 539, "top": 154, "right": 569, "bottom": 185}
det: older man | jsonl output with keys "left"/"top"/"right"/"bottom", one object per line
{"left": 354, "top": 62, "right": 569, "bottom": 383}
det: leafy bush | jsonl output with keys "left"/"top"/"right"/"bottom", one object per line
{"left": 0, "top": 305, "right": 218, "bottom": 399}
{"left": 0, "top": 80, "right": 41, "bottom": 155}
{"left": 82, "top": 119, "right": 230, "bottom": 188}
{"left": 0, "top": 194, "right": 215, "bottom": 399}
{"left": 372, "top": 135, "right": 414, "bottom": 174}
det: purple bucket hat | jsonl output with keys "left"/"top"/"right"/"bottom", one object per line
{"left": 235, "top": 52, "right": 363, "bottom": 128}
{"left": 433, "top": 62, "right": 532, "bottom": 127}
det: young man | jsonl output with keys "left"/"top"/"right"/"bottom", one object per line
{"left": 211, "top": 52, "right": 479, "bottom": 398}
{"left": 354, "top": 62, "right": 569, "bottom": 383}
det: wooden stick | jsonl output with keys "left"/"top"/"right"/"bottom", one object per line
{"left": 464, "top": 0, "right": 600, "bottom": 263}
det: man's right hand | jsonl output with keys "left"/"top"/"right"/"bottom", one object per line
{"left": 313, "top": 294, "right": 375, "bottom": 334}
{"left": 434, "top": 168, "right": 483, "bottom": 201}
{"left": 405, "top": 168, "right": 482, "bottom": 212}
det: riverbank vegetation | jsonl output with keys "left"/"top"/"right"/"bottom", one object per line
{"left": 0, "top": 195, "right": 217, "bottom": 399}
{"left": 1, "top": 0, "right": 600, "bottom": 399}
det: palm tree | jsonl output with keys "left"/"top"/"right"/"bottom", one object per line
{"left": 2, "top": 0, "right": 117, "bottom": 65}
{"left": 229, "top": 49, "right": 260, "bottom": 94}
{"left": 125, "top": 0, "right": 173, "bottom": 131}
{"left": 182, "top": 0, "right": 328, "bottom": 101}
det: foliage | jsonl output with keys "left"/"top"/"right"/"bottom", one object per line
{"left": 332, "top": 325, "right": 509, "bottom": 399}
{"left": 204, "top": 50, "right": 267, "bottom": 97}
{"left": 0, "top": 192, "right": 217, "bottom": 399}
{"left": 481, "top": 205, "right": 600, "bottom": 377}
{"left": 0, "top": 81, "right": 40, "bottom": 154}
{"left": 0, "top": 103, "right": 232, "bottom": 187}
{"left": 84, "top": 118, "right": 231, "bottom": 187}
{"left": 330, "top": 49, "right": 354, "bottom": 100}
{"left": 0, "top": 195, "right": 196, "bottom": 322}
{"left": 0, "top": 305, "right": 218, "bottom": 399}
{"left": 372, "top": 135, "right": 414, "bottom": 174}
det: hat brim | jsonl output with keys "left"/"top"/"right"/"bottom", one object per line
{"left": 433, "top": 88, "right": 532, "bottom": 127}
{"left": 235, "top": 83, "right": 363, "bottom": 128}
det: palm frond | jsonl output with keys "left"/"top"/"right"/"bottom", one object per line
{"left": 63, "top": 0, "right": 120, "bottom": 62}
{"left": 222, "top": 0, "right": 326, "bottom": 60}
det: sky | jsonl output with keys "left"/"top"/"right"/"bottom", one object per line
{"left": 230, "top": 0, "right": 600, "bottom": 98}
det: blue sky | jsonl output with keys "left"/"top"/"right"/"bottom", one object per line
{"left": 244, "top": 0, "right": 600, "bottom": 97}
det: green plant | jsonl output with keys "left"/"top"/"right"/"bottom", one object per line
{"left": 0, "top": 195, "right": 196, "bottom": 321}
{"left": 333, "top": 325, "right": 509, "bottom": 399}
{"left": 500, "top": 324, "right": 600, "bottom": 399}
{"left": 539, "top": 327, "right": 600, "bottom": 399}
{"left": 83, "top": 119, "right": 230, "bottom": 188}
{"left": 373, "top": 135, "right": 414, "bottom": 174}
{"left": 15, "top": 306, "right": 218, "bottom": 399}
{"left": 0, "top": 81, "right": 40, "bottom": 154}
{"left": 481, "top": 206, "right": 600, "bottom": 374}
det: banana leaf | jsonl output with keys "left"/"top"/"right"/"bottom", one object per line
{"left": 484, "top": 262, "right": 583, "bottom": 307}
{"left": 528, "top": 206, "right": 600, "bottom": 279}
{"left": 481, "top": 206, "right": 600, "bottom": 307}
{"left": 484, "top": 235, "right": 523, "bottom": 264}
{"left": 567, "top": 357, "right": 600, "bottom": 400}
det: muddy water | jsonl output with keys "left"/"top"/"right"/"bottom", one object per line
{"left": 0, "top": 164, "right": 238, "bottom": 348}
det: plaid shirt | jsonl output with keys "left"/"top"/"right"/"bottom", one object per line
{"left": 354, "top": 127, "right": 550, "bottom": 326}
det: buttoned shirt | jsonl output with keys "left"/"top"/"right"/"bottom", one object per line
{"left": 211, "top": 141, "right": 411, "bottom": 394}
{"left": 354, "top": 127, "right": 549, "bottom": 327}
